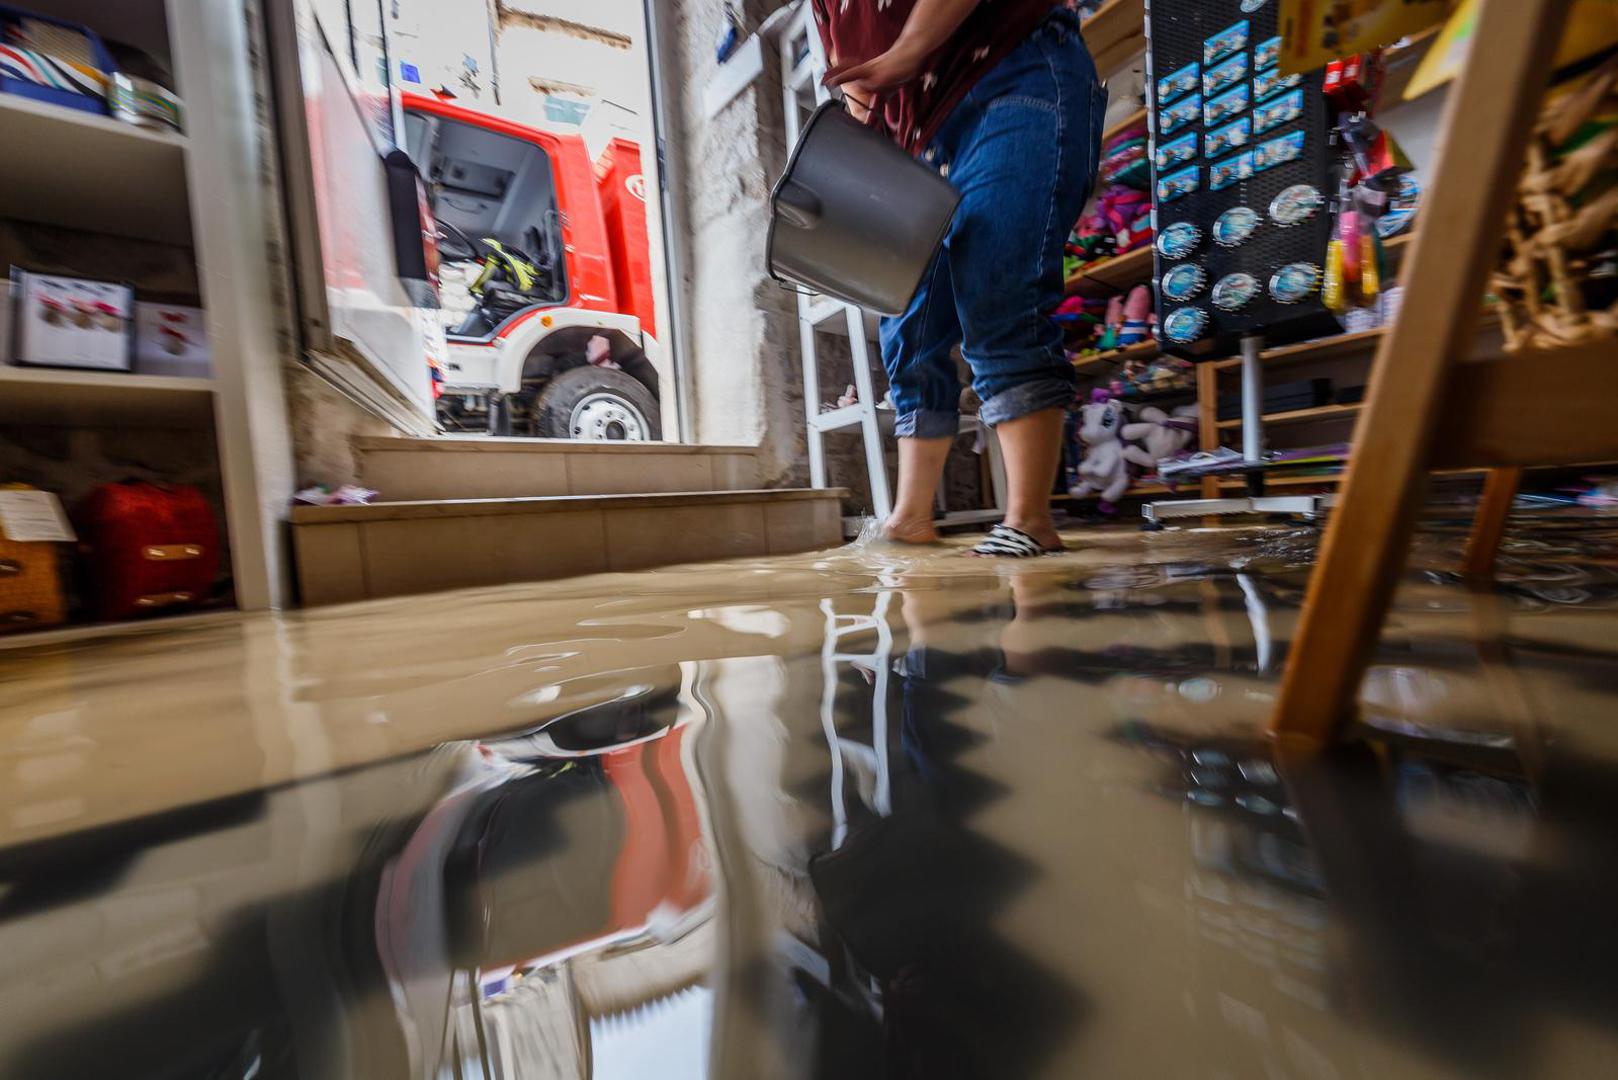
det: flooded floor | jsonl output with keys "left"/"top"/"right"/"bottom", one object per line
{"left": 3, "top": 515, "right": 1618, "bottom": 1079}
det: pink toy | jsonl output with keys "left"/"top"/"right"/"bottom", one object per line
{"left": 1117, "top": 284, "right": 1152, "bottom": 346}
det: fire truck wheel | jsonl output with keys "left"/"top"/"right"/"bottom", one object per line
{"left": 533, "top": 365, "right": 662, "bottom": 442}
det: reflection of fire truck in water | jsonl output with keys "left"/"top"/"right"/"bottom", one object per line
{"left": 403, "top": 92, "right": 663, "bottom": 439}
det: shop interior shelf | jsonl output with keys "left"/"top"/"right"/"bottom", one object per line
{"left": 1065, "top": 245, "right": 1153, "bottom": 295}
{"left": 1070, "top": 339, "right": 1158, "bottom": 373}
{"left": 1082, "top": 0, "right": 1147, "bottom": 76}
{"left": 0, "top": 365, "right": 215, "bottom": 427}
{"left": 1101, "top": 105, "right": 1147, "bottom": 144}
{"left": 1209, "top": 327, "right": 1390, "bottom": 372}
{"left": 0, "top": 92, "right": 190, "bottom": 245}
{"left": 1217, "top": 403, "right": 1363, "bottom": 430}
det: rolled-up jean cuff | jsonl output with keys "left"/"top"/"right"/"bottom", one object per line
{"left": 893, "top": 409, "right": 961, "bottom": 438}
{"left": 979, "top": 377, "right": 1076, "bottom": 427}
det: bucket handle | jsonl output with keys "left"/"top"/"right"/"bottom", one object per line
{"left": 774, "top": 180, "right": 823, "bottom": 229}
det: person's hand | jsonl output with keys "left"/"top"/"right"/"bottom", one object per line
{"left": 841, "top": 84, "right": 874, "bottom": 123}
{"left": 824, "top": 40, "right": 927, "bottom": 100}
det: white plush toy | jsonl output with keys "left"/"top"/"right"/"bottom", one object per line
{"left": 1069, "top": 392, "right": 1133, "bottom": 508}
{"left": 1122, "top": 404, "right": 1199, "bottom": 473}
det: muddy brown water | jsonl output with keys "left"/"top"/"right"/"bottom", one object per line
{"left": 2, "top": 517, "right": 1617, "bottom": 1079}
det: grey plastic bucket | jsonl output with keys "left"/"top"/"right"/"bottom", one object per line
{"left": 767, "top": 102, "right": 961, "bottom": 317}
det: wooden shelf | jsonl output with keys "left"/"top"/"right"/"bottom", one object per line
{"left": 1071, "top": 340, "right": 1157, "bottom": 373}
{"left": 0, "top": 365, "right": 215, "bottom": 427}
{"left": 1065, "top": 245, "right": 1153, "bottom": 295}
{"left": 1059, "top": 480, "right": 1172, "bottom": 502}
{"left": 1102, "top": 105, "right": 1147, "bottom": 144}
{"left": 1218, "top": 472, "right": 1342, "bottom": 489}
{"left": 1217, "top": 403, "right": 1362, "bottom": 430}
{"left": 0, "top": 93, "right": 190, "bottom": 245}
{"left": 1081, "top": 0, "right": 1147, "bottom": 76}
{"left": 1209, "top": 327, "right": 1388, "bottom": 372}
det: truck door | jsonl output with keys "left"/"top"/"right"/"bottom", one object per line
{"left": 266, "top": 0, "right": 439, "bottom": 432}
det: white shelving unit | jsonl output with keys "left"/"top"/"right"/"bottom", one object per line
{"left": 0, "top": 0, "right": 298, "bottom": 626}
{"left": 0, "top": 93, "right": 191, "bottom": 245}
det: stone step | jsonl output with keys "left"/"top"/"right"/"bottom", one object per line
{"left": 292, "top": 488, "right": 846, "bottom": 606}
{"left": 354, "top": 436, "right": 762, "bottom": 501}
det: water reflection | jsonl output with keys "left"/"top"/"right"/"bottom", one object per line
{"left": 1, "top": 518, "right": 1617, "bottom": 1077}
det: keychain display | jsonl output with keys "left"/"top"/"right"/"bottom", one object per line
{"left": 1157, "top": 61, "right": 1200, "bottom": 105}
{"left": 1155, "top": 132, "right": 1199, "bottom": 170}
{"left": 1253, "top": 66, "right": 1302, "bottom": 103}
{"left": 1269, "top": 183, "right": 1324, "bottom": 226}
{"left": 1157, "top": 165, "right": 1201, "bottom": 203}
{"left": 1162, "top": 264, "right": 1208, "bottom": 301}
{"left": 1203, "top": 53, "right": 1248, "bottom": 97}
{"left": 1160, "top": 94, "right": 1202, "bottom": 135}
{"left": 1375, "top": 173, "right": 1421, "bottom": 238}
{"left": 1209, "top": 151, "right": 1253, "bottom": 191}
{"left": 1269, "top": 262, "right": 1321, "bottom": 303}
{"left": 1213, "top": 206, "right": 1261, "bottom": 247}
{"left": 1203, "top": 19, "right": 1249, "bottom": 65}
{"left": 1163, "top": 306, "right": 1209, "bottom": 343}
{"left": 1212, "top": 272, "right": 1261, "bottom": 311}
{"left": 1156, "top": 221, "right": 1202, "bottom": 258}
{"left": 1252, "top": 130, "right": 1306, "bottom": 173}
{"left": 1206, "top": 117, "right": 1251, "bottom": 158}
{"left": 1253, "top": 88, "right": 1303, "bottom": 135}
{"left": 1204, "top": 85, "right": 1250, "bottom": 127}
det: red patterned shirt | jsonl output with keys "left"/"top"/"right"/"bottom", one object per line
{"left": 811, "top": 0, "right": 1059, "bottom": 154}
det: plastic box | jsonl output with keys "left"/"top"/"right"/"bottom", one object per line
{"left": 0, "top": 5, "right": 115, "bottom": 115}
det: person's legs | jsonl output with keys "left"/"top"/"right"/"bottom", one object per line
{"left": 877, "top": 227, "right": 964, "bottom": 544}
{"left": 943, "top": 12, "right": 1105, "bottom": 552}
{"left": 991, "top": 407, "right": 1067, "bottom": 548}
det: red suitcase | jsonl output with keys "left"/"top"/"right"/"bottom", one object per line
{"left": 75, "top": 481, "right": 220, "bottom": 620}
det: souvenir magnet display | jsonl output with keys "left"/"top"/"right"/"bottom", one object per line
{"left": 1157, "top": 61, "right": 1200, "bottom": 105}
{"left": 1163, "top": 306, "right": 1209, "bottom": 343}
{"left": 1204, "top": 20, "right": 1250, "bottom": 66}
{"left": 1269, "top": 262, "right": 1322, "bottom": 303}
{"left": 1204, "top": 85, "right": 1250, "bottom": 127}
{"left": 1212, "top": 272, "right": 1261, "bottom": 311}
{"left": 1157, "top": 165, "right": 1201, "bottom": 203}
{"left": 1155, "top": 132, "right": 1199, "bottom": 170}
{"left": 1209, "top": 151, "right": 1254, "bottom": 191}
{"left": 1213, "top": 206, "right": 1261, "bottom": 247}
{"left": 1157, "top": 221, "right": 1202, "bottom": 259}
{"left": 1269, "top": 183, "right": 1324, "bottom": 226}
{"left": 1162, "top": 264, "right": 1208, "bottom": 302}
{"left": 1206, "top": 117, "right": 1251, "bottom": 158}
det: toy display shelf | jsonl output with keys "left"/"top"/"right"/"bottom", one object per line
{"left": 0, "top": 92, "right": 190, "bottom": 246}
{"left": 1081, "top": 0, "right": 1147, "bottom": 77}
{"left": 1070, "top": 339, "right": 1158, "bottom": 373}
{"left": 1064, "top": 245, "right": 1152, "bottom": 296}
{"left": 1102, "top": 105, "right": 1147, "bottom": 144}
{"left": 0, "top": 364, "right": 215, "bottom": 427}
{"left": 1217, "top": 403, "right": 1363, "bottom": 430}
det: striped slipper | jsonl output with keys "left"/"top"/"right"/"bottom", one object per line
{"left": 969, "top": 523, "right": 1062, "bottom": 558}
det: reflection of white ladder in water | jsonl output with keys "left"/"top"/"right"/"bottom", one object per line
{"left": 777, "top": 5, "right": 1008, "bottom": 535}
{"left": 819, "top": 590, "right": 895, "bottom": 849}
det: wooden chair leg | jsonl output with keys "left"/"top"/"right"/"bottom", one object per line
{"left": 1269, "top": 0, "right": 1574, "bottom": 748}
{"left": 1462, "top": 466, "right": 1523, "bottom": 579}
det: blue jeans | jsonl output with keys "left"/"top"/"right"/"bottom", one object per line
{"left": 880, "top": 9, "right": 1104, "bottom": 438}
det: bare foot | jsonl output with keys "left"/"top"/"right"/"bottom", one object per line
{"left": 881, "top": 516, "right": 942, "bottom": 545}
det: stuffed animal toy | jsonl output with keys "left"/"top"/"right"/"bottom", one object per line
{"left": 1117, "top": 284, "right": 1153, "bottom": 346}
{"left": 1069, "top": 390, "right": 1133, "bottom": 511}
{"left": 1122, "top": 404, "right": 1199, "bottom": 475}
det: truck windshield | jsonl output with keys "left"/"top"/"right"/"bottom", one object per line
{"left": 404, "top": 109, "right": 568, "bottom": 338}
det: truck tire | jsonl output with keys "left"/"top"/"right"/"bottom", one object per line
{"left": 533, "top": 365, "right": 662, "bottom": 441}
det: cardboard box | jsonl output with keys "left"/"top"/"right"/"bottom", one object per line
{"left": 10, "top": 269, "right": 133, "bottom": 372}
{"left": 134, "top": 303, "right": 213, "bottom": 379}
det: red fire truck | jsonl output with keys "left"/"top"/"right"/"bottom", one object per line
{"left": 403, "top": 92, "right": 664, "bottom": 439}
